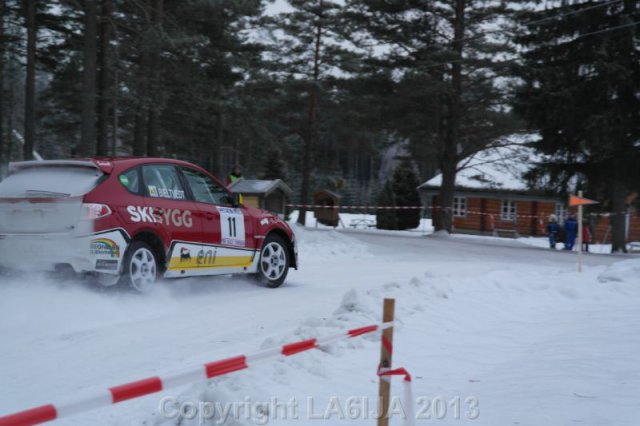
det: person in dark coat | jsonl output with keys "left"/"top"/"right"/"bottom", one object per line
{"left": 563, "top": 214, "right": 578, "bottom": 250}
{"left": 547, "top": 214, "right": 560, "bottom": 249}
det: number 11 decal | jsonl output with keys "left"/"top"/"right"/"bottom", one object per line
{"left": 227, "top": 217, "right": 237, "bottom": 237}
{"left": 218, "top": 207, "right": 245, "bottom": 247}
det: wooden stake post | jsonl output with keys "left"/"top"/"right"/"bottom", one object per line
{"left": 577, "top": 190, "right": 584, "bottom": 272}
{"left": 570, "top": 191, "right": 598, "bottom": 272}
{"left": 377, "top": 298, "right": 395, "bottom": 426}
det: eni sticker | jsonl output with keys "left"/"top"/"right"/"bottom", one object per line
{"left": 218, "top": 207, "right": 245, "bottom": 247}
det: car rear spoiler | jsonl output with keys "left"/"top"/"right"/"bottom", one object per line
{"left": 8, "top": 159, "right": 113, "bottom": 174}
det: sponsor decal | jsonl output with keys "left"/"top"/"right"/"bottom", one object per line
{"left": 259, "top": 217, "right": 279, "bottom": 226}
{"left": 96, "top": 259, "right": 118, "bottom": 270}
{"left": 119, "top": 175, "right": 129, "bottom": 187}
{"left": 147, "top": 185, "right": 185, "bottom": 200}
{"left": 148, "top": 185, "right": 159, "bottom": 197}
{"left": 180, "top": 247, "right": 191, "bottom": 262}
{"left": 90, "top": 238, "right": 120, "bottom": 258}
{"left": 218, "top": 207, "right": 245, "bottom": 247}
{"left": 127, "top": 206, "right": 193, "bottom": 228}
{"left": 197, "top": 249, "right": 216, "bottom": 266}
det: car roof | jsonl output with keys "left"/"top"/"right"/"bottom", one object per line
{"left": 13, "top": 157, "right": 209, "bottom": 174}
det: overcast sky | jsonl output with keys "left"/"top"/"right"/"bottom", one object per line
{"left": 265, "top": 0, "right": 293, "bottom": 16}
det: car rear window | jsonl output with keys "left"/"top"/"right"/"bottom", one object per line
{"left": 0, "top": 166, "right": 104, "bottom": 197}
{"left": 119, "top": 167, "right": 141, "bottom": 194}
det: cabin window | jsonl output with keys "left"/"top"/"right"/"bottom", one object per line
{"left": 453, "top": 197, "right": 467, "bottom": 217}
{"left": 501, "top": 200, "right": 517, "bottom": 221}
{"left": 555, "top": 203, "right": 567, "bottom": 224}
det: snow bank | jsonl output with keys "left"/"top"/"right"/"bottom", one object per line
{"left": 1, "top": 228, "right": 638, "bottom": 426}
{"left": 292, "top": 225, "right": 373, "bottom": 261}
{"left": 598, "top": 259, "right": 640, "bottom": 283}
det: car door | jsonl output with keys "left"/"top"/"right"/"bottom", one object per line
{"left": 139, "top": 164, "right": 204, "bottom": 277}
{"left": 178, "top": 166, "right": 256, "bottom": 273}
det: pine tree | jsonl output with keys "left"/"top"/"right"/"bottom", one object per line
{"left": 347, "top": 0, "right": 518, "bottom": 232}
{"left": 392, "top": 159, "right": 422, "bottom": 230}
{"left": 260, "top": 147, "right": 288, "bottom": 181}
{"left": 514, "top": 0, "right": 640, "bottom": 253}
{"left": 265, "top": 0, "right": 362, "bottom": 225}
{"left": 376, "top": 159, "right": 422, "bottom": 230}
{"left": 376, "top": 179, "right": 397, "bottom": 230}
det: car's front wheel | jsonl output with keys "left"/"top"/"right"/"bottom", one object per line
{"left": 256, "top": 234, "right": 289, "bottom": 288}
{"left": 121, "top": 241, "right": 159, "bottom": 293}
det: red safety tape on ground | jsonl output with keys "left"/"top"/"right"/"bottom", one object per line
{"left": 378, "top": 367, "right": 415, "bottom": 426}
{"left": 378, "top": 367, "right": 411, "bottom": 382}
{"left": 0, "top": 322, "right": 393, "bottom": 426}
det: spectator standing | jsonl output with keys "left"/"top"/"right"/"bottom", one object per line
{"left": 582, "top": 222, "right": 592, "bottom": 252}
{"left": 226, "top": 164, "right": 243, "bottom": 186}
{"left": 547, "top": 214, "right": 560, "bottom": 249}
{"left": 563, "top": 213, "right": 578, "bottom": 250}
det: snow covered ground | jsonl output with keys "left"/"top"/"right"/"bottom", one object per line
{"left": 1, "top": 226, "right": 639, "bottom": 425}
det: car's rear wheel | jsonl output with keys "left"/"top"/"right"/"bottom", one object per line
{"left": 255, "top": 234, "right": 289, "bottom": 288}
{"left": 121, "top": 241, "right": 159, "bottom": 293}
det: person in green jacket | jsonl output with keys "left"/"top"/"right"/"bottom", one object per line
{"left": 226, "top": 164, "right": 243, "bottom": 186}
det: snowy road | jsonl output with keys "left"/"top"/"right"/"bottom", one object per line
{"left": 344, "top": 230, "right": 627, "bottom": 266}
{"left": 1, "top": 228, "right": 638, "bottom": 425}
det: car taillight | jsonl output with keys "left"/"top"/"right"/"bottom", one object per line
{"left": 83, "top": 203, "right": 112, "bottom": 220}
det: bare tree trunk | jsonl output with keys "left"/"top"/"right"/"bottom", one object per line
{"left": 298, "top": 91, "right": 317, "bottom": 226}
{"left": 0, "top": 0, "right": 5, "bottom": 166}
{"left": 297, "top": 0, "right": 323, "bottom": 226}
{"left": 610, "top": 180, "right": 628, "bottom": 253}
{"left": 146, "top": 0, "right": 163, "bottom": 157}
{"left": 80, "top": 0, "right": 97, "bottom": 156}
{"left": 212, "top": 110, "right": 223, "bottom": 175}
{"left": 96, "top": 0, "right": 112, "bottom": 156}
{"left": 133, "top": 110, "right": 146, "bottom": 156}
{"left": 147, "top": 110, "right": 157, "bottom": 156}
{"left": 23, "top": 0, "right": 35, "bottom": 160}
{"left": 435, "top": 0, "right": 465, "bottom": 232}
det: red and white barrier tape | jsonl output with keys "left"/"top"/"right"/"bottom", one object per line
{"left": 0, "top": 322, "right": 393, "bottom": 426}
{"left": 288, "top": 204, "right": 424, "bottom": 210}
{"left": 288, "top": 204, "right": 632, "bottom": 220}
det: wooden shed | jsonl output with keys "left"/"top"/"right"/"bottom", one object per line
{"left": 313, "top": 189, "right": 341, "bottom": 227}
{"left": 229, "top": 179, "right": 293, "bottom": 217}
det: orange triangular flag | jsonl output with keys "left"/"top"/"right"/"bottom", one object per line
{"left": 569, "top": 195, "right": 599, "bottom": 206}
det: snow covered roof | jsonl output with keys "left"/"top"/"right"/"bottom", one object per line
{"left": 229, "top": 179, "right": 293, "bottom": 196}
{"left": 420, "top": 134, "right": 543, "bottom": 192}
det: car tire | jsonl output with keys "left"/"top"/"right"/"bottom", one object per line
{"left": 120, "top": 241, "right": 159, "bottom": 293}
{"left": 255, "top": 234, "right": 289, "bottom": 288}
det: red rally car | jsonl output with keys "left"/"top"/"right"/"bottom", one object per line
{"left": 0, "top": 158, "right": 297, "bottom": 292}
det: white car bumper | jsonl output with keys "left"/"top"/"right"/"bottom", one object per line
{"left": 0, "top": 229, "right": 128, "bottom": 275}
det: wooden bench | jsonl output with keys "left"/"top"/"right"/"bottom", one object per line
{"left": 350, "top": 218, "right": 376, "bottom": 229}
{"left": 492, "top": 228, "right": 520, "bottom": 238}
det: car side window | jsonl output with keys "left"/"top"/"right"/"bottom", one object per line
{"left": 119, "top": 167, "right": 140, "bottom": 194}
{"left": 141, "top": 164, "right": 187, "bottom": 200}
{"left": 180, "top": 167, "right": 232, "bottom": 206}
